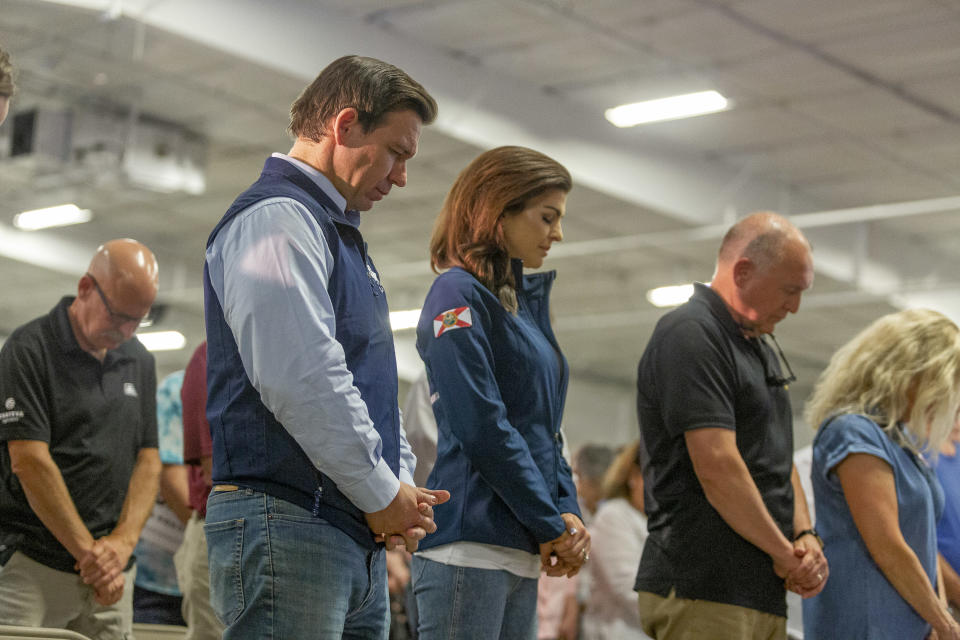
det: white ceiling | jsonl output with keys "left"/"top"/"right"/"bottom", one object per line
{"left": 1, "top": 0, "right": 959, "bottom": 448}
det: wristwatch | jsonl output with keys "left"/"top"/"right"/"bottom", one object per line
{"left": 794, "top": 528, "right": 824, "bottom": 549}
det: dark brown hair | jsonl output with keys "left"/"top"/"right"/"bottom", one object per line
{"left": 430, "top": 146, "right": 571, "bottom": 312}
{"left": 289, "top": 55, "right": 437, "bottom": 141}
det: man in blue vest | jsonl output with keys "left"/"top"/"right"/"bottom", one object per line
{"left": 202, "top": 55, "right": 448, "bottom": 639}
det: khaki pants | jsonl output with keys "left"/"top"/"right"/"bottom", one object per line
{"left": 637, "top": 589, "right": 787, "bottom": 640}
{"left": 173, "top": 512, "right": 224, "bottom": 640}
{"left": 0, "top": 551, "right": 135, "bottom": 640}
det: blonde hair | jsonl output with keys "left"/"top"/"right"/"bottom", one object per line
{"left": 601, "top": 441, "right": 641, "bottom": 501}
{"left": 805, "top": 308, "right": 960, "bottom": 453}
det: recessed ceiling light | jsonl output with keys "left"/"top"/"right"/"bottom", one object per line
{"left": 605, "top": 91, "right": 730, "bottom": 127}
{"left": 389, "top": 308, "right": 421, "bottom": 332}
{"left": 137, "top": 330, "right": 187, "bottom": 352}
{"left": 647, "top": 284, "right": 696, "bottom": 308}
{"left": 13, "top": 204, "right": 93, "bottom": 231}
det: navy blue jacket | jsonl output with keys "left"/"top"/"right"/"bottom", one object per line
{"left": 202, "top": 157, "right": 401, "bottom": 548}
{"left": 416, "top": 261, "right": 580, "bottom": 553}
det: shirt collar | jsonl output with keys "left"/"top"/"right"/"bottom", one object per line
{"left": 510, "top": 258, "right": 557, "bottom": 298}
{"left": 50, "top": 296, "right": 131, "bottom": 364}
{"left": 691, "top": 282, "right": 744, "bottom": 339}
{"left": 51, "top": 296, "right": 83, "bottom": 355}
{"left": 271, "top": 153, "right": 361, "bottom": 227}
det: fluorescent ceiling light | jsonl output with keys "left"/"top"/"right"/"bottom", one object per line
{"left": 13, "top": 204, "right": 93, "bottom": 230}
{"left": 605, "top": 91, "right": 729, "bottom": 127}
{"left": 647, "top": 284, "right": 695, "bottom": 308}
{"left": 390, "top": 308, "right": 421, "bottom": 332}
{"left": 137, "top": 330, "right": 186, "bottom": 351}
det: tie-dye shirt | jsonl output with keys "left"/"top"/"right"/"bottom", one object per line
{"left": 133, "top": 370, "right": 186, "bottom": 596}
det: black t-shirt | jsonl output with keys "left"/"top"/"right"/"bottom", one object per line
{"left": 0, "top": 297, "right": 157, "bottom": 572}
{"left": 634, "top": 283, "right": 794, "bottom": 617}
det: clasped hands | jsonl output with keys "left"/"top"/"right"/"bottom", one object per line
{"left": 775, "top": 535, "right": 829, "bottom": 599}
{"left": 365, "top": 482, "right": 451, "bottom": 552}
{"left": 75, "top": 534, "right": 133, "bottom": 606}
{"left": 540, "top": 513, "right": 590, "bottom": 578}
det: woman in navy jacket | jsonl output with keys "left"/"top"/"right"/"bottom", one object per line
{"left": 411, "top": 146, "right": 589, "bottom": 640}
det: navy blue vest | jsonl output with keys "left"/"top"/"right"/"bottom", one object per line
{"left": 202, "top": 157, "right": 401, "bottom": 548}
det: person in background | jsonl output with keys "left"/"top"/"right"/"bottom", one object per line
{"left": 404, "top": 371, "right": 438, "bottom": 488}
{"left": 537, "top": 433, "right": 588, "bottom": 640}
{"left": 0, "top": 43, "right": 15, "bottom": 125}
{"left": 803, "top": 308, "right": 960, "bottom": 639}
{"left": 567, "top": 443, "right": 617, "bottom": 638}
{"left": 0, "top": 239, "right": 160, "bottom": 637}
{"left": 393, "top": 370, "right": 443, "bottom": 639}
{"left": 582, "top": 441, "right": 651, "bottom": 640}
{"left": 132, "top": 369, "right": 190, "bottom": 625}
{"left": 936, "top": 419, "right": 960, "bottom": 611}
{"left": 572, "top": 445, "right": 615, "bottom": 519}
{"left": 172, "top": 341, "right": 224, "bottom": 639}
{"left": 412, "top": 146, "right": 588, "bottom": 639}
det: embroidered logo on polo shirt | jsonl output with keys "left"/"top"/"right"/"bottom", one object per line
{"left": 1, "top": 397, "right": 23, "bottom": 424}
{"left": 123, "top": 383, "right": 139, "bottom": 398}
{"left": 433, "top": 306, "right": 472, "bottom": 337}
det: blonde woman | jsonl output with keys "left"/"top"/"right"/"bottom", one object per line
{"left": 581, "top": 442, "right": 651, "bottom": 640}
{"left": 802, "top": 309, "right": 960, "bottom": 640}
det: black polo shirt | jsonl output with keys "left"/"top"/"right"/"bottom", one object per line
{"left": 634, "top": 283, "right": 794, "bottom": 617}
{"left": 0, "top": 296, "right": 157, "bottom": 572}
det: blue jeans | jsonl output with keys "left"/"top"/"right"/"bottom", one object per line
{"left": 411, "top": 555, "right": 537, "bottom": 640}
{"left": 205, "top": 488, "right": 388, "bottom": 640}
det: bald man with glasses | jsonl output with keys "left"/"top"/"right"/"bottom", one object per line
{"left": 0, "top": 239, "right": 161, "bottom": 639}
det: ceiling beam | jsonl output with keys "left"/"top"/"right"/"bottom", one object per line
{"left": 28, "top": 0, "right": 960, "bottom": 325}
{"left": 42, "top": 0, "right": 820, "bottom": 226}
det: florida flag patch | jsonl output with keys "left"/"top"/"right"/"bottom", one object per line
{"left": 434, "top": 306, "right": 472, "bottom": 337}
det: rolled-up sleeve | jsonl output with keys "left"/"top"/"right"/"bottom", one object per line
{"left": 206, "top": 197, "right": 398, "bottom": 513}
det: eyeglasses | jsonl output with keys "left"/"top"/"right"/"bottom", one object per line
{"left": 86, "top": 272, "right": 146, "bottom": 325}
{"left": 757, "top": 334, "right": 797, "bottom": 389}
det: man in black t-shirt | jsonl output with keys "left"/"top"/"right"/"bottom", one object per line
{"left": 635, "top": 212, "right": 829, "bottom": 640}
{"left": 0, "top": 239, "right": 160, "bottom": 638}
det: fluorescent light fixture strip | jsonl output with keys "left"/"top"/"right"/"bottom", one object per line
{"left": 647, "top": 284, "right": 695, "bottom": 308}
{"left": 389, "top": 309, "right": 421, "bottom": 332}
{"left": 137, "top": 330, "right": 186, "bottom": 352}
{"left": 14, "top": 204, "right": 93, "bottom": 230}
{"left": 605, "top": 91, "right": 729, "bottom": 128}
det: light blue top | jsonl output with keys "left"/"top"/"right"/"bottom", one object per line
{"left": 935, "top": 448, "right": 960, "bottom": 573}
{"left": 133, "top": 370, "right": 185, "bottom": 596}
{"left": 204, "top": 153, "right": 414, "bottom": 513}
{"left": 803, "top": 414, "right": 944, "bottom": 640}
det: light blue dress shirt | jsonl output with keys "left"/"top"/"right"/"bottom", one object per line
{"left": 204, "top": 153, "right": 415, "bottom": 513}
